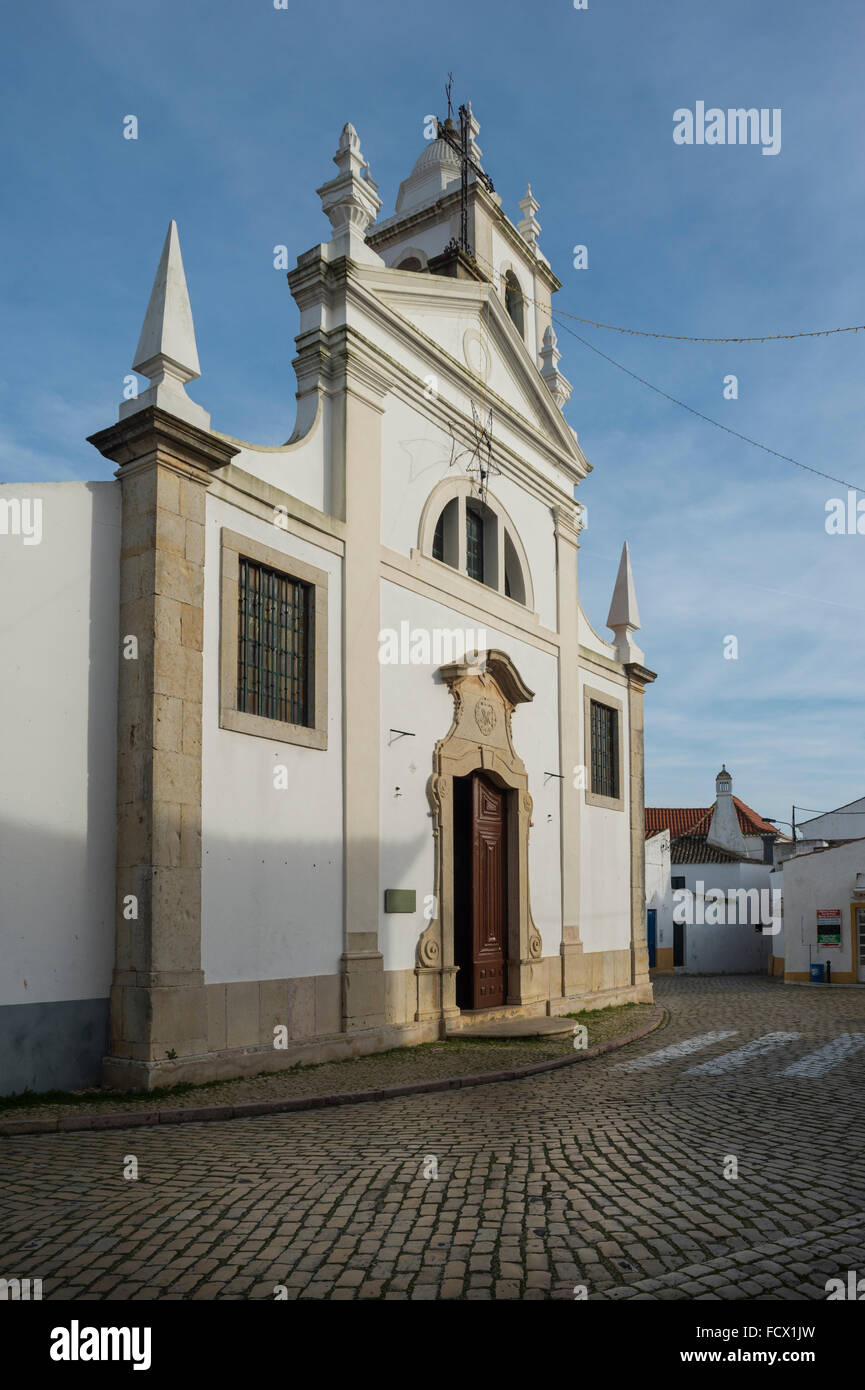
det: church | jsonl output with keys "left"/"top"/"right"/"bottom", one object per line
{"left": 0, "top": 105, "right": 656, "bottom": 1094}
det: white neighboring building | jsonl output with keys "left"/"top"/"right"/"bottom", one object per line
{"left": 645, "top": 828, "right": 672, "bottom": 971}
{"left": 663, "top": 855, "right": 774, "bottom": 974}
{"left": 0, "top": 109, "right": 658, "bottom": 1094}
{"left": 770, "top": 836, "right": 865, "bottom": 983}
{"left": 646, "top": 766, "right": 778, "bottom": 974}
{"left": 0, "top": 483, "right": 119, "bottom": 1092}
{"left": 797, "top": 797, "right": 865, "bottom": 843}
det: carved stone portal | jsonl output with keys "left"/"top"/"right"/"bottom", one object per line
{"left": 416, "top": 650, "right": 546, "bottom": 1022}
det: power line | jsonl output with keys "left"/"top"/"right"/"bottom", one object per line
{"left": 472, "top": 246, "right": 864, "bottom": 346}
{"left": 552, "top": 315, "right": 865, "bottom": 493}
{"left": 545, "top": 309, "right": 864, "bottom": 346}
{"left": 422, "top": 244, "right": 862, "bottom": 493}
{"left": 463, "top": 246, "right": 862, "bottom": 488}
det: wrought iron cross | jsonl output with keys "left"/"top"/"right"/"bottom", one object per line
{"left": 447, "top": 402, "right": 501, "bottom": 504}
{"left": 435, "top": 97, "right": 495, "bottom": 259}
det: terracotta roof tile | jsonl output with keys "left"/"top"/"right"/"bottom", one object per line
{"left": 732, "top": 798, "right": 780, "bottom": 835}
{"left": 646, "top": 799, "right": 778, "bottom": 838}
{"left": 645, "top": 807, "right": 707, "bottom": 837}
{"left": 670, "top": 834, "right": 745, "bottom": 865}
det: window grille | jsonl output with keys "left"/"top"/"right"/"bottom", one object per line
{"left": 238, "top": 557, "right": 311, "bottom": 726}
{"left": 590, "top": 699, "right": 618, "bottom": 799}
{"left": 466, "top": 506, "right": 484, "bottom": 582}
{"left": 505, "top": 271, "right": 524, "bottom": 337}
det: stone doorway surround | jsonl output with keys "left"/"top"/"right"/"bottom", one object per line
{"left": 416, "top": 650, "right": 545, "bottom": 1023}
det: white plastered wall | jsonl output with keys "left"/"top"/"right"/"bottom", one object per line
{"left": 578, "top": 666, "right": 632, "bottom": 955}
{"left": 780, "top": 839, "right": 865, "bottom": 978}
{"left": 646, "top": 830, "right": 673, "bottom": 953}
{"left": 671, "top": 861, "right": 774, "bottom": 972}
{"left": 201, "top": 493, "right": 344, "bottom": 983}
{"left": 0, "top": 481, "right": 119, "bottom": 1006}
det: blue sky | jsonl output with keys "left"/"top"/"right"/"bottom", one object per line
{"left": 2, "top": 0, "right": 863, "bottom": 819}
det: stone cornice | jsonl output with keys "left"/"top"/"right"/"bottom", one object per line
{"left": 87, "top": 406, "right": 239, "bottom": 475}
{"left": 287, "top": 248, "right": 349, "bottom": 311}
{"left": 553, "top": 502, "right": 584, "bottom": 543}
{"left": 366, "top": 183, "right": 562, "bottom": 293}
{"left": 285, "top": 244, "right": 586, "bottom": 479}
{"left": 208, "top": 466, "right": 346, "bottom": 552}
{"left": 439, "top": 648, "right": 535, "bottom": 707}
{"left": 330, "top": 338, "right": 393, "bottom": 405}
{"left": 382, "top": 547, "right": 559, "bottom": 654}
{"left": 335, "top": 281, "right": 588, "bottom": 483}
{"left": 625, "top": 661, "right": 658, "bottom": 688}
{"left": 578, "top": 645, "right": 629, "bottom": 682}
{"left": 355, "top": 268, "right": 581, "bottom": 460}
{"left": 291, "top": 320, "right": 392, "bottom": 408}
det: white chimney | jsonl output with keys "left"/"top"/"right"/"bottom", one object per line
{"left": 706, "top": 765, "right": 748, "bottom": 858}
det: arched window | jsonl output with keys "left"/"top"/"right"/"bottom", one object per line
{"left": 503, "top": 530, "right": 526, "bottom": 605}
{"left": 465, "top": 504, "right": 485, "bottom": 582}
{"left": 432, "top": 511, "right": 445, "bottom": 560}
{"left": 391, "top": 247, "right": 429, "bottom": 272}
{"left": 504, "top": 270, "right": 524, "bottom": 338}
{"left": 422, "top": 484, "right": 532, "bottom": 608}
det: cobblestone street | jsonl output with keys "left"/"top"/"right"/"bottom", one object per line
{"left": 3, "top": 975, "right": 865, "bottom": 1301}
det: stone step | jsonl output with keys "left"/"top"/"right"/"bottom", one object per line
{"left": 446, "top": 1013, "right": 575, "bottom": 1039}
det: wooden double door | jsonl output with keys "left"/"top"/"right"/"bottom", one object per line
{"left": 454, "top": 772, "right": 508, "bottom": 1009}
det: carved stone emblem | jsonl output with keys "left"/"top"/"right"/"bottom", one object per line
{"left": 474, "top": 699, "right": 497, "bottom": 736}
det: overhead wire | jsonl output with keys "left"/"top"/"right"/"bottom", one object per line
{"left": 466, "top": 247, "right": 864, "bottom": 492}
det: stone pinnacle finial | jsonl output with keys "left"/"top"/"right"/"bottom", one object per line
{"left": 517, "top": 183, "right": 541, "bottom": 246}
{"left": 316, "top": 123, "right": 383, "bottom": 267}
{"left": 539, "top": 324, "right": 572, "bottom": 409}
{"left": 606, "top": 541, "right": 643, "bottom": 662}
{"left": 332, "top": 122, "right": 367, "bottom": 179}
{"left": 466, "top": 102, "right": 484, "bottom": 167}
{"left": 119, "top": 220, "right": 210, "bottom": 429}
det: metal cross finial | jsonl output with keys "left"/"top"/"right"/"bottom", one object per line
{"left": 445, "top": 72, "right": 454, "bottom": 123}
{"left": 435, "top": 91, "right": 495, "bottom": 259}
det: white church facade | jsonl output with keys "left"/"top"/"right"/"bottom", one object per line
{"left": 0, "top": 110, "right": 656, "bottom": 1094}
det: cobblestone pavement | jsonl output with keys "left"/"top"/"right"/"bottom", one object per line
{"left": 2, "top": 976, "right": 865, "bottom": 1301}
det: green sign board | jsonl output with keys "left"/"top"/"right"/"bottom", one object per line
{"left": 817, "top": 908, "right": 842, "bottom": 945}
{"left": 384, "top": 889, "right": 416, "bottom": 914}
